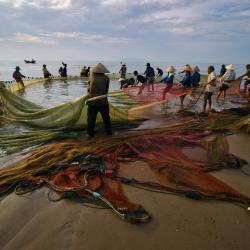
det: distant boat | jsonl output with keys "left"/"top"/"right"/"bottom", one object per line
{"left": 24, "top": 59, "right": 36, "bottom": 64}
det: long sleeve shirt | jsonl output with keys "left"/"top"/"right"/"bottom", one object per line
{"left": 144, "top": 67, "right": 155, "bottom": 78}
{"left": 161, "top": 73, "right": 174, "bottom": 85}
{"left": 180, "top": 72, "right": 192, "bottom": 88}
{"left": 191, "top": 72, "right": 200, "bottom": 86}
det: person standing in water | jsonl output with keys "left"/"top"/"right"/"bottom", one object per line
{"left": 62, "top": 62, "right": 67, "bottom": 77}
{"left": 119, "top": 64, "right": 127, "bottom": 79}
{"left": 87, "top": 63, "right": 112, "bottom": 138}
{"left": 13, "top": 66, "right": 26, "bottom": 88}
{"left": 42, "top": 64, "right": 52, "bottom": 78}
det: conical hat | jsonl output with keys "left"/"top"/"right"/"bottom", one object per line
{"left": 166, "top": 66, "right": 176, "bottom": 73}
{"left": 92, "top": 63, "right": 110, "bottom": 74}
{"left": 226, "top": 64, "right": 234, "bottom": 70}
{"left": 183, "top": 65, "right": 192, "bottom": 72}
{"left": 193, "top": 66, "right": 200, "bottom": 72}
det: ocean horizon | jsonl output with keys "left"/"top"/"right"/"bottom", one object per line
{"left": 0, "top": 60, "right": 247, "bottom": 81}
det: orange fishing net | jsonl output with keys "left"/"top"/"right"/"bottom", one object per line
{"left": 123, "top": 83, "right": 191, "bottom": 103}
{"left": 1, "top": 129, "right": 249, "bottom": 223}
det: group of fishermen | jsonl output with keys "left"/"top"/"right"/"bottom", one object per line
{"left": 9, "top": 61, "right": 250, "bottom": 138}
{"left": 118, "top": 63, "right": 250, "bottom": 112}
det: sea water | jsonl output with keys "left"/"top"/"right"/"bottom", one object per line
{"left": 0, "top": 60, "right": 246, "bottom": 81}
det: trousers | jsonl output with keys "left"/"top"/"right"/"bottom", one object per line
{"left": 87, "top": 102, "right": 112, "bottom": 137}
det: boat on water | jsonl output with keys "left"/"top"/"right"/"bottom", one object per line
{"left": 24, "top": 59, "right": 36, "bottom": 64}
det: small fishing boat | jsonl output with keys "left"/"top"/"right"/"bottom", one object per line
{"left": 24, "top": 59, "right": 36, "bottom": 64}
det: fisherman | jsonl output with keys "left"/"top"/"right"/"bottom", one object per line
{"left": 62, "top": 62, "right": 67, "bottom": 77}
{"left": 80, "top": 66, "right": 86, "bottom": 77}
{"left": 156, "top": 67, "right": 163, "bottom": 79}
{"left": 13, "top": 66, "right": 25, "bottom": 88}
{"left": 133, "top": 70, "right": 147, "bottom": 95}
{"left": 42, "top": 64, "right": 52, "bottom": 78}
{"left": 203, "top": 66, "right": 217, "bottom": 112}
{"left": 161, "top": 66, "right": 176, "bottom": 100}
{"left": 59, "top": 67, "right": 63, "bottom": 77}
{"left": 216, "top": 64, "right": 236, "bottom": 102}
{"left": 237, "top": 64, "right": 250, "bottom": 96}
{"left": 84, "top": 66, "right": 91, "bottom": 77}
{"left": 191, "top": 66, "right": 201, "bottom": 87}
{"left": 219, "top": 64, "right": 227, "bottom": 77}
{"left": 118, "top": 78, "right": 135, "bottom": 89}
{"left": 178, "top": 65, "right": 192, "bottom": 107}
{"left": 144, "top": 63, "right": 155, "bottom": 92}
{"left": 119, "top": 64, "right": 127, "bottom": 79}
{"left": 87, "top": 63, "right": 112, "bottom": 138}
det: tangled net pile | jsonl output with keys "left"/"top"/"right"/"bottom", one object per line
{"left": 0, "top": 81, "right": 250, "bottom": 224}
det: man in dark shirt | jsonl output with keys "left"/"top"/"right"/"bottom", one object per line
{"left": 220, "top": 64, "right": 227, "bottom": 77}
{"left": 133, "top": 71, "right": 148, "bottom": 95}
{"left": 62, "top": 62, "right": 67, "bottom": 77}
{"left": 87, "top": 63, "right": 112, "bottom": 138}
{"left": 144, "top": 63, "right": 155, "bottom": 92}
{"left": 13, "top": 66, "right": 25, "bottom": 88}
{"left": 156, "top": 67, "right": 163, "bottom": 78}
{"left": 84, "top": 67, "right": 90, "bottom": 77}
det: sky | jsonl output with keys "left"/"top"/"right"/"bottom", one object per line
{"left": 0, "top": 0, "right": 250, "bottom": 63}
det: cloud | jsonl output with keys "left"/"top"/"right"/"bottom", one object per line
{"left": 0, "top": 0, "right": 249, "bottom": 62}
{"left": 0, "top": 0, "right": 72, "bottom": 9}
{"left": 0, "top": 32, "right": 129, "bottom": 45}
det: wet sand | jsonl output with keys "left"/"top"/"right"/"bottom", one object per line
{"left": 0, "top": 133, "right": 249, "bottom": 250}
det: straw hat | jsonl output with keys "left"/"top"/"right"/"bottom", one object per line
{"left": 183, "top": 65, "right": 192, "bottom": 72}
{"left": 92, "top": 63, "right": 110, "bottom": 74}
{"left": 193, "top": 66, "right": 200, "bottom": 72}
{"left": 226, "top": 64, "right": 234, "bottom": 70}
{"left": 166, "top": 66, "right": 176, "bottom": 73}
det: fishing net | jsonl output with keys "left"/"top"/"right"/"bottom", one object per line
{"left": 226, "top": 79, "right": 241, "bottom": 95}
{"left": 0, "top": 129, "right": 249, "bottom": 223}
{"left": 123, "top": 83, "right": 191, "bottom": 104}
{"left": 0, "top": 86, "right": 139, "bottom": 153}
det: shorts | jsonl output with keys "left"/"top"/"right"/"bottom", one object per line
{"left": 147, "top": 77, "right": 155, "bottom": 84}
{"left": 219, "top": 83, "right": 229, "bottom": 91}
{"left": 204, "top": 92, "right": 213, "bottom": 101}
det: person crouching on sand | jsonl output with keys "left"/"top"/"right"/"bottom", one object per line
{"left": 203, "top": 66, "right": 217, "bottom": 112}
{"left": 133, "top": 71, "right": 148, "bottom": 95}
{"left": 161, "top": 66, "right": 176, "bottom": 100}
{"left": 13, "top": 66, "right": 26, "bottom": 88}
{"left": 216, "top": 64, "right": 236, "bottom": 102}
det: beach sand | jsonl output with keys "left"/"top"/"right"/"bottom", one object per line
{"left": 0, "top": 133, "right": 249, "bottom": 250}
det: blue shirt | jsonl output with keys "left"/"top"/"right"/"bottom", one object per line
{"left": 191, "top": 72, "right": 200, "bottom": 86}
{"left": 161, "top": 73, "right": 174, "bottom": 85}
{"left": 180, "top": 72, "right": 192, "bottom": 88}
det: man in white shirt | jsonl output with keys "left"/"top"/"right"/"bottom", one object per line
{"left": 203, "top": 66, "right": 217, "bottom": 112}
